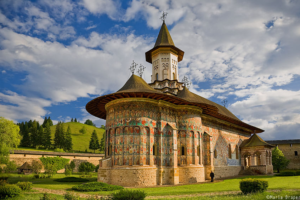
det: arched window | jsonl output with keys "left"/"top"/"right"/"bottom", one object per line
{"left": 181, "top": 146, "right": 185, "bottom": 156}
{"left": 156, "top": 73, "right": 158, "bottom": 80}
{"left": 108, "top": 145, "right": 112, "bottom": 156}
{"left": 197, "top": 145, "right": 200, "bottom": 156}
{"left": 153, "top": 144, "right": 157, "bottom": 156}
{"left": 228, "top": 144, "right": 232, "bottom": 159}
{"left": 214, "top": 149, "right": 217, "bottom": 158}
{"left": 236, "top": 145, "right": 239, "bottom": 159}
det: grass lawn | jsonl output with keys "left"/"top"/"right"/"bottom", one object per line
{"left": 7, "top": 174, "right": 300, "bottom": 197}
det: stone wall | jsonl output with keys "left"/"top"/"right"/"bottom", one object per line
{"left": 178, "top": 166, "right": 205, "bottom": 183}
{"left": 10, "top": 150, "right": 104, "bottom": 173}
{"left": 214, "top": 166, "right": 242, "bottom": 179}
{"left": 276, "top": 144, "right": 300, "bottom": 169}
{"left": 98, "top": 166, "right": 157, "bottom": 187}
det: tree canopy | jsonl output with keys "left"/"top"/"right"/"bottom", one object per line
{"left": 0, "top": 117, "right": 21, "bottom": 164}
{"left": 272, "top": 146, "right": 290, "bottom": 173}
{"left": 89, "top": 130, "right": 100, "bottom": 153}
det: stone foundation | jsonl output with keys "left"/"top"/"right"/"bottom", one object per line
{"left": 248, "top": 165, "right": 273, "bottom": 174}
{"left": 98, "top": 166, "right": 157, "bottom": 187}
{"left": 179, "top": 165, "right": 205, "bottom": 183}
{"left": 214, "top": 166, "right": 242, "bottom": 179}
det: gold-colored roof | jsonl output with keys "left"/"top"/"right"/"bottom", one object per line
{"left": 116, "top": 74, "right": 163, "bottom": 94}
{"left": 240, "top": 133, "right": 274, "bottom": 148}
{"left": 154, "top": 21, "right": 175, "bottom": 47}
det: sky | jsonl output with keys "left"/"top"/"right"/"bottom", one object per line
{"left": 0, "top": 0, "right": 300, "bottom": 140}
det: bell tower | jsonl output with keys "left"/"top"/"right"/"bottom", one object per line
{"left": 146, "top": 12, "right": 185, "bottom": 95}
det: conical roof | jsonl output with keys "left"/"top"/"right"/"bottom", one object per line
{"left": 18, "top": 162, "right": 31, "bottom": 169}
{"left": 116, "top": 74, "right": 162, "bottom": 94}
{"left": 154, "top": 21, "right": 175, "bottom": 47}
{"left": 240, "top": 133, "right": 274, "bottom": 148}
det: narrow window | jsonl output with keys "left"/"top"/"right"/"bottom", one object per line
{"left": 181, "top": 146, "right": 185, "bottom": 155}
{"left": 228, "top": 144, "right": 232, "bottom": 159}
{"left": 197, "top": 145, "right": 200, "bottom": 156}
{"left": 295, "top": 151, "right": 298, "bottom": 156}
{"left": 156, "top": 73, "right": 158, "bottom": 80}
{"left": 214, "top": 149, "right": 217, "bottom": 158}
{"left": 236, "top": 146, "right": 239, "bottom": 159}
{"left": 173, "top": 73, "right": 175, "bottom": 80}
{"left": 153, "top": 145, "right": 156, "bottom": 155}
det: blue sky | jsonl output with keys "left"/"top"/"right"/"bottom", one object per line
{"left": 1, "top": 0, "right": 300, "bottom": 140}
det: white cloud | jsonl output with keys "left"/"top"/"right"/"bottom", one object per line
{"left": 80, "top": 0, "right": 121, "bottom": 20}
{"left": 85, "top": 25, "right": 97, "bottom": 30}
{"left": 1, "top": 70, "right": 5, "bottom": 74}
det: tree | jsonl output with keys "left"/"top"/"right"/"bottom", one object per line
{"left": 89, "top": 130, "right": 100, "bottom": 153}
{"left": 100, "top": 125, "right": 105, "bottom": 129}
{"left": 272, "top": 146, "right": 290, "bottom": 173}
{"left": 44, "top": 122, "right": 52, "bottom": 149}
{"left": 79, "top": 126, "right": 86, "bottom": 134}
{"left": 74, "top": 118, "right": 77, "bottom": 123}
{"left": 64, "top": 125, "right": 73, "bottom": 151}
{"left": 99, "top": 134, "right": 105, "bottom": 152}
{"left": 20, "top": 124, "right": 31, "bottom": 147}
{"left": 84, "top": 119, "right": 94, "bottom": 126}
{"left": 71, "top": 118, "right": 73, "bottom": 122}
{"left": 60, "top": 122, "right": 65, "bottom": 148}
{"left": 54, "top": 122, "right": 61, "bottom": 148}
{"left": 79, "top": 162, "right": 95, "bottom": 174}
{"left": 70, "top": 161, "right": 75, "bottom": 173}
{"left": 42, "top": 116, "right": 48, "bottom": 127}
{"left": 31, "top": 160, "right": 43, "bottom": 174}
{"left": 47, "top": 117, "right": 53, "bottom": 126}
{"left": 38, "top": 126, "right": 44, "bottom": 147}
{"left": 30, "top": 121, "right": 39, "bottom": 147}
{"left": 0, "top": 117, "right": 21, "bottom": 164}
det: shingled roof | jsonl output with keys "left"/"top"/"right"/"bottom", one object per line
{"left": 265, "top": 139, "right": 300, "bottom": 145}
{"left": 18, "top": 162, "right": 31, "bottom": 170}
{"left": 86, "top": 75, "right": 264, "bottom": 133}
{"left": 240, "top": 133, "right": 274, "bottom": 148}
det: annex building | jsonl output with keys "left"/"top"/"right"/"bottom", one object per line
{"left": 86, "top": 19, "right": 274, "bottom": 187}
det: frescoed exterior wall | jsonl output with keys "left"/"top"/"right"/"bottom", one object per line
{"left": 97, "top": 98, "right": 256, "bottom": 186}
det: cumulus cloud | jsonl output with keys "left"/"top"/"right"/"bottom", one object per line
{"left": 80, "top": 0, "right": 121, "bottom": 20}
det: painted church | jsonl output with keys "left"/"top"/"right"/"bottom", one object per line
{"left": 86, "top": 19, "right": 274, "bottom": 187}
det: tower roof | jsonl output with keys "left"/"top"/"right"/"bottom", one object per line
{"left": 154, "top": 21, "right": 175, "bottom": 47}
{"left": 145, "top": 22, "right": 184, "bottom": 63}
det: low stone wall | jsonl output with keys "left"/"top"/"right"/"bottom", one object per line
{"left": 10, "top": 150, "right": 104, "bottom": 173}
{"left": 179, "top": 165, "right": 205, "bottom": 184}
{"left": 214, "top": 166, "right": 242, "bottom": 179}
{"left": 98, "top": 166, "right": 157, "bottom": 187}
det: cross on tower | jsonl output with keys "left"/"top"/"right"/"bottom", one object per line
{"left": 137, "top": 64, "right": 146, "bottom": 77}
{"left": 182, "top": 76, "right": 191, "bottom": 89}
{"left": 129, "top": 60, "right": 138, "bottom": 74}
{"left": 160, "top": 11, "right": 168, "bottom": 22}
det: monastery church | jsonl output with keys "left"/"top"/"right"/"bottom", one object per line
{"left": 86, "top": 19, "right": 274, "bottom": 187}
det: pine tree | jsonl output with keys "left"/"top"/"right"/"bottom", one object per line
{"left": 74, "top": 118, "right": 77, "bottom": 123}
{"left": 84, "top": 119, "right": 93, "bottom": 126}
{"left": 44, "top": 122, "right": 52, "bottom": 149}
{"left": 60, "top": 122, "right": 65, "bottom": 149}
{"left": 48, "top": 117, "right": 53, "bottom": 126}
{"left": 28, "top": 120, "right": 33, "bottom": 129}
{"left": 30, "top": 121, "right": 38, "bottom": 147}
{"left": 42, "top": 116, "right": 47, "bottom": 127}
{"left": 38, "top": 126, "right": 44, "bottom": 147}
{"left": 54, "top": 122, "right": 61, "bottom": 148}
{"left": 64, "top": 125, "right": 73, "bottom": 151}
{"left": 79, "top": 126, "right": 86, "bottom": 134}
{"left": 99, "top": 134, "right": 105, "bottom": 152}
{"left": 21, "top": 124, "right": 31, "bottom": 147}
{"left": 89, "top": 130, "right": 100, "bottom": 153}
{"left": 71, "top": 118, "right": 73, "bottom": 122}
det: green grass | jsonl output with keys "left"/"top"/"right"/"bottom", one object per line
{"left": 16, "top": 122, "right": 105, "bottom": 153}
{"left": 6, "top": 174, "right": 300, "bottom": 197}
{"left": 5, "top": 193, "right": 67, "bottom": 200}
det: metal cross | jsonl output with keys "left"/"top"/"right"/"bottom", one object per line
{"left": 182, "top": 76, "right": 191, "bottom": 89}
{"left": 160, "top": 11, "right": 168, "bottom": 22}
{"left": 129, "top": 60, "right": 138, "bottom": 74}
{"left": 137, "top": 64, "right": 146, "bottom": 77}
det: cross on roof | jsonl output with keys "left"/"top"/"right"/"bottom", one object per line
{"left": 137, "top": 64, "right": 146, "bottom": 77}
{"left": 129, "top": 60, "right": 138, "bottom": 74}
{"left": 160, "top": 11, "right": 168, "bottom": 22}
{"left": 182, "top": 76, "right": 191, "bottom": 89}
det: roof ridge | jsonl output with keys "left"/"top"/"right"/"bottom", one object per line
{"left": 154, "top": 21, "right": 175, "bottom": 47}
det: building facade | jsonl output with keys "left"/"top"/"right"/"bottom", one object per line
{"left": 86, "top": 20, "right": 273, "bottom": 187}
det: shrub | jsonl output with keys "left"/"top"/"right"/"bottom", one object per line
{"left": 112, "top": 189, "right": 147, "bottom": 200}
{"left": 276, "top": 171, "right": 296, "bottom": 176}
{"left": 4, "top": 161, "right": 17, "bottom": 173}
{"left": 54, "top": 177, "right": 89, "bottom": 182}
{"left": 64, "top": 192, "right": 79, "bottom": 200}
{"left": 17, "top": 181, "right": 32, "bottom": 191}
{"left": 54, "top": 148, "right": 64, "bottom": 152}
{"left": 79, "top": 162, "right": 95, "bottom": 174}
{"left": 34, "top": 174, "right": 40, "bottom": 179}
{"left": 0, "top": 184, "right": 22, "bottom": 198}
{"left": 296, "top": 171, "right": 300, "bottom": 176}
{"left": 95, "top": 165, "right": 99, "bottom": 172}
{"left": 0, "top": 175, "right": 9, "bottom": 181}
{"left": 70, "top": 161, "right": 75, "bottom": 172}
{"left": 240, "top": 178, "right": 268, "bottom": 194}
{"left": 32, "top": 160, "right": 43, "bottom": 174}
{"left": 65, "top": 164, "right": 72, "bottom": 176}
{"left": 40, "top": 157, "right": 70, "bottom": 175}
{"left": 40, "top": 193, "right": 56, "bottom": 200}
{"left": 72, "top": 182, "right": 123, "bottom": 192}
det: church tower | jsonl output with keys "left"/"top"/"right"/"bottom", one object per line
{"left": 146, "top": 15, "right": 185, "bottom": 95}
